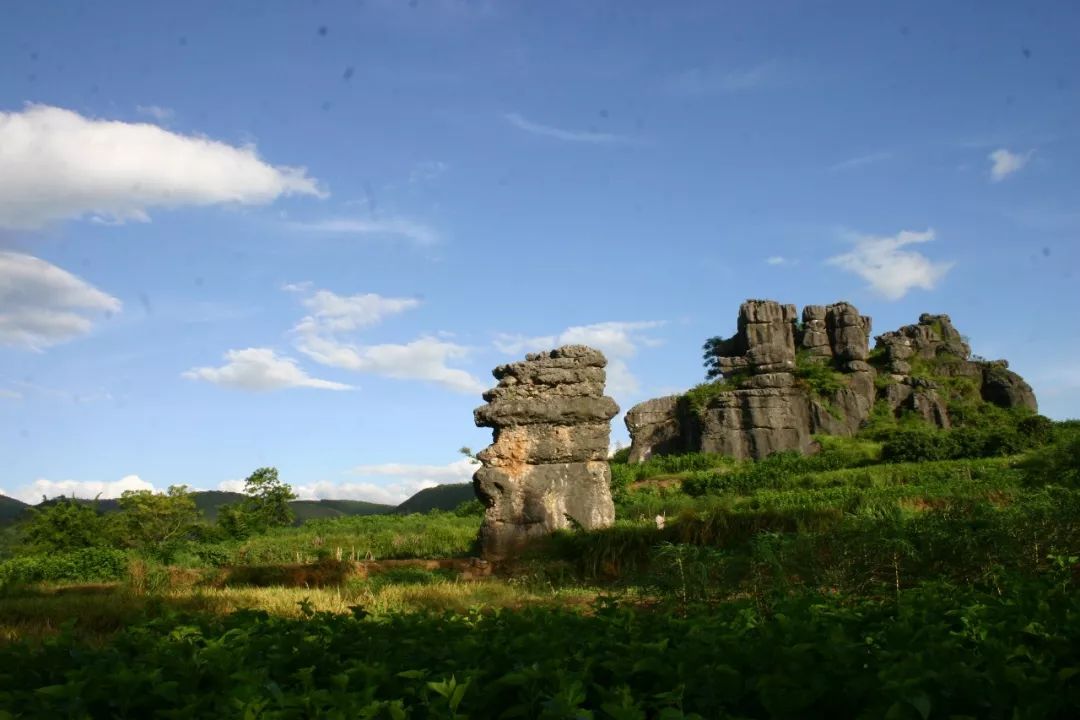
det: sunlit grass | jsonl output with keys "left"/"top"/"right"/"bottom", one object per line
{"left": 0, "top": 576, "right": 603, "bottom": 645}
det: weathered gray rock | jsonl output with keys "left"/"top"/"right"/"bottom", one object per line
{"left": 826, "top": 302, "right": 872, "bottom": 361}
{"left": 473, "top": 345, "right": 618, "bottom": 559}
{"left": 882, "top": 382, "right": 951, "bottom": 428}
{"left": 714, "top": 300, "right": 798, "bottom": 376}
{"left": 876, "top": 313, "right": 971, "bottom": 366}
{"left": 623, "top": 395, "right": 685, "bottom": 463}
{"left": 799, "top": 305, "right": 832, "bottom": 360}
{"left": 625, "top": 299, "right": 1039, "bottom": 464}
{"left": 693, "top": 387, "right": 815, "bottom": 460}
{"left": 980, "top": 361, "right": 1038, "bottom": 412}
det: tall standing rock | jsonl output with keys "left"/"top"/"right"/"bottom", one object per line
{"left": 472, "top": 345, "right": 619, "bottom": 559}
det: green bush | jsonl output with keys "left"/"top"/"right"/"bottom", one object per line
{"left": 880, "top": 418, "right": 1050, "bottom": 464}
{"left": 1022, "top": 432, "right": 1080, "bottom": 488}
{"left": 793, "top": 351, "right": 846, "bottom": 396}
{"left": 0, "top": 547, "right": 129, "bottom": 589}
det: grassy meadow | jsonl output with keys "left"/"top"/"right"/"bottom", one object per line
{"left": 1, "top": 415, "right": 1079, "bottom": 717}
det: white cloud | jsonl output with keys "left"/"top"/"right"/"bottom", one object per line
{"left": 182, "top": 347, "right": 354, "bottom": 391}
{"left": 348, "top": 457, "right": 479, "bottom": 481}
{"left": 494, "top": 321, "right": 662, "bottom": 359}
{"left": 296, "top": 334, "right": 485, "bottom": 394}
{"left": 829, "top": 151, "right": 893, "bottom": 172}
{"left": 295, "top": 290, "right": 419, "bottom": 333}
{"left": 667, "top": 62, "right": 777, "bottom": 95}
{"left": 288, "top": 286, "right": 484, "bottom": 394}
{"left": 766, "top": 256, "right": 788, "bottom": 265}
{"left": 135, "top": 105, "right": 173, "bottom": 121}
{"left": 989, "top": 148, "right": 1032, "bottom": 182}
{"left": 217, "top": 479, "right": 246, "bottom": 493}
{"left": 11, "top": 474, "right": 154, "bottom": 504}
{"left": 0, "top": 104, "right": 323, "bottom": 228}
{"left": 0, "top": 388, "right": 21, "bottom": 400}
{"left": 503, "top": 112, "right": 631, "bottom": 144}
{"left": 281, "top": 281, "right": 313, "bottom": 293}
{"left": 827, "top": 229, "right": 953, "bottom": 300}
{"left": 290, "top": 217, "right": 439, "bottom": 245}
{"left": 494, "top": 320, "right": 663, "bottom": 397}
{"left": 0, "top": 251, "right": 122, "bottom": 350}
{"left": 294, "top": 458, "right": 480, "bottom": 504}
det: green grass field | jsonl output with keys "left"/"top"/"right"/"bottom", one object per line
{"left": 1, "top": 427, "right": 1078, "bottom": 717}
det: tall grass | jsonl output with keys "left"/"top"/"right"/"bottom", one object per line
{"left": 207, "top": 512, "right": 481, "bottom": 566}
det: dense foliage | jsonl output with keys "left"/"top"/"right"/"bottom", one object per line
{"left": 0, "top": 547, "right": 129, "bottom": 587}
{"left": 218, "top": 467, "right": 298, "bottom": 539}
{"left": 2, "top": 575, "right": 1077, "bottom": 718}
{"left": 2, "top": 423, "right": 1079, "bottom": 717}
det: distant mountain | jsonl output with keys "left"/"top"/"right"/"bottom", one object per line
{"left": 0, "top": 494, "right": 29, "bottom": 524}
{"left": 0, "top": 491, "right": 394, "bottom": 528}
{"left": 395, "top": 483, "right": 476, "bottom": 515}
{"left": 290, "top": 499, "right": 395, "bottom": 524}
{"left": 0, "top": 485, "right": 472, "bottom": 529}
{"left": 193, "top": 491, "right": 246, "bottom": 521}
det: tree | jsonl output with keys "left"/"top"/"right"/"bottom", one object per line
{"left": 219, "top": 467, "right": 296, "bottom": 538}
{"left": 113, "top": 485, "right": 201, "bottom": 557}
{"left": 701, "top": 335, "right": 741, "bottom": 380}
{"left": 20, "top": 497, "right": 105, "bottom": 553}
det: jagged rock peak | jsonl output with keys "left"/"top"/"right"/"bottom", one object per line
{"left": 473, "top": 345, "right": 618, "bottom": 559}
{"left": 625, "top": 299, "right": 1038, "bottom": 464}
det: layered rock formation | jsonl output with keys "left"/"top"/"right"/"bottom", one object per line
{"left": 626, "top": 300, "right": 1037, "bottom": 463}
{"left": 473, "top": 346, "right": 619, "bottom": 559}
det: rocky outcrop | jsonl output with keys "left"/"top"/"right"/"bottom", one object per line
{"left": 626, "top": 300, "right": 1038, "bottom": 463}
{"left": 980, "top": 360, "right": 1038, "bottom": 411}
{"left": 473, "top": 345, "right": 618, "bottom": 559}
{"left": 624, "top": 396, "right": 686, "bottom": 463}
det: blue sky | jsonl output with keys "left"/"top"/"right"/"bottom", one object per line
{"left": 2, "top": 0, "right": 1078, "bottom": 504}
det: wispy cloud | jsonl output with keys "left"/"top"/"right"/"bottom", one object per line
{"left": 294, "top": 290, "right": 420, "bottom": 333}
{"left": 294, "top": 458, "right": 480, "bottom": 504}
{"left": 289, "top": 286, "right": 484, "bottom": 394}
{"left": 666, "top": 61, "right": 778, "bottom": 96}
{"left": 503, "top": 112, "right": 632, "bottom": 144}
{"left": 408, "top": 160, "right": 448, "bottom": 184}
{"left": 183, "top": 348, "right": 353, "bottom": 392}
{"left": 296, "top": 333, "right": 484, "bottom": 394}
{"left": 135, "top": 104, "right": 174, "bottom": 121}
{"left": 0, "top": 104, "right": 323, "bottom": 229}
{"left": 0, "top": 388, "right": 22, "bottom": 400}
{"left": 829, "top": 151, "right": 893, "bottom": 172}
{"left": 0, "top": 251, "right": 121, "bottom": 350}
{"left": 494, "top": 320, "right": 664, "bottom": 398}
{"left": 290, "top": 217, "right": 440, "bottom": 245}
{"left": 827, "top": 229, "right": 953, "bottom": 300}
{"left": 765, "top": 256, "right": 790, "bottom": 266}
{"left": 989, "top": 148, "right": 1032, "bottom": 182}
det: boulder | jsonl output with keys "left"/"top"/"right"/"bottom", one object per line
{"left": 980, "top": 361, "right": 1038, "bottom": 412}
{"left": 623, "top": 395, "right": 685, "bottom": 463}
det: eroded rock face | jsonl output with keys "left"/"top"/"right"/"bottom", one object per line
{"left": 625, "top": 300, "right": 1038, "bottom": 463}
{"left": 473, "top": 345, "right": 618, "bottom": 559}
{"left": 623, "top": 395, "right": 685, "bottom": 463}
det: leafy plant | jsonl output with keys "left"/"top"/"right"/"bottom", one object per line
{"left": 219, "top": 467, "right": 297, "bottom": 539}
